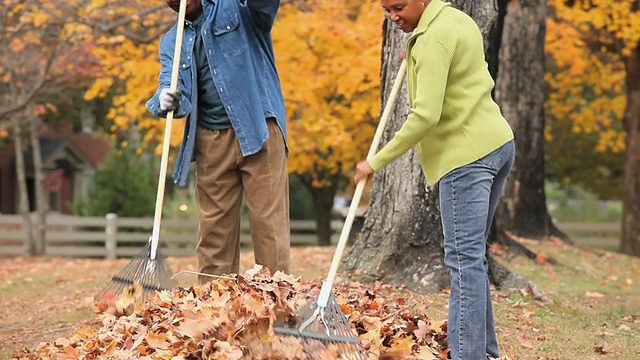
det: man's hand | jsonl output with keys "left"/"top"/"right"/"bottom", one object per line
{"left": 159, "top": 88, "right": 181, "bottom": 112}
{"left": 354, "top": 161, "right": 374, "bottom": 184}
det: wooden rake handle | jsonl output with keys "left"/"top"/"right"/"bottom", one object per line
{"left": 150, "top": 0, "right": 188, "bottom": 260}
{"left": 318, "top": 59, "right": 408, "bottom": 304}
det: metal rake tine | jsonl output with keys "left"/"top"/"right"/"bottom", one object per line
{"left": 298, "top": 305, "right": 321, "bottom": 333}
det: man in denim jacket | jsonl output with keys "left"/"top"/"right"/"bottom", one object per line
{"left": 146, "top": 0, "right": 290, "bottom": 282}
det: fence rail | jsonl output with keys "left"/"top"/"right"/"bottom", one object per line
{"left": 0, "top": 214, "right": 620, "bottom": 258}
{"left": 557, "top": 221, "right": 620, "bottom": 247}
{"left": 0, "top": 213, "right": 344, "bottom": 258}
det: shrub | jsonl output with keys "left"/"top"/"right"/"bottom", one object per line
{"left": 72, "top": 147, "right": 157, "bottom": 218}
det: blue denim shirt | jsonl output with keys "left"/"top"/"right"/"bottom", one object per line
{"left": 146, "top": 0, "right": 287, "bottom": 187}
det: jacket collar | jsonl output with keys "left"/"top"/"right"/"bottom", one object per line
{"left": 410, "top": 0, "right": 451, "bottom": 41}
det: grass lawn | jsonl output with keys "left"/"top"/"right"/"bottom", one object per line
{"left": 0, "top": 240, "right": 639, "bottom": 359}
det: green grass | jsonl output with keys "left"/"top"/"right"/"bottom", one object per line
{"left": 491, "top": 239, "right": 640, "bottom": 359}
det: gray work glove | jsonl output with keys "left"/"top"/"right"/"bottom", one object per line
{"left": 159, "top": 88, "right": 181, "bottom": 112}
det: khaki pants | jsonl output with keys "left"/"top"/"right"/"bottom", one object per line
{"left": 194, "top": 119, "right": 290, "bottom": 283}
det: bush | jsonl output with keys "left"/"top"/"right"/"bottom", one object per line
{"left": 546, "top": 183, "right": 622, "bottom": 222}
{"left": 72, "top": 147, "right": 157, "bottom": 218}
{"left": 162, "top": 188, "right": 198, "bottom": 220}
{"left": 289, "top": 174, "right": 315, "bottom": 220}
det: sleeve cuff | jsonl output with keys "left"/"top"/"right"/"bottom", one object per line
{"left": 368, "top": 156, "right": 386, "bottom": 172}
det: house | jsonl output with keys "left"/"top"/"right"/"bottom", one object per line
{"left": 0, "top": 130, "right": 110, "bottom": 214}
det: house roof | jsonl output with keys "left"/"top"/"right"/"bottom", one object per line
{"left": 0, "top": 128, "right": 111, "bottom": 171}
{"left": 56, "top": 133, "right": 111, "bottom": 168}
{"left": 20, "top": 138, "right": 92, "bottom": 169}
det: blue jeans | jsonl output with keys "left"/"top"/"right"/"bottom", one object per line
{"left": 439, "top": 140, "right": 515, "bottom": 360}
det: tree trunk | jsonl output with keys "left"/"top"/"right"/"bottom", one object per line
{"left": 620, "top": 42, "right": 640, "bottom": 256}
{"left": 11, "top": 117, "right": 34, "bottom": 255}
{"left": 297, "top": 174, "right": 339, "bottom": 246}
{"left": 342, "top": 19, "right": 449, "bottom": 293}
{"left": 29, "top": 109, "right": 48, "bottom": 255}
{"left": 343, "top": 0, "right": 542, "bottom": 293}
{"left": 493, "top": 0, "right": 565, "bottom": 242}
{"left": 313, "top": 186, "right": 337, "bottom": 247}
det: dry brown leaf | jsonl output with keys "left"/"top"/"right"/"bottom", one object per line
{"left": 519, "top": 337, "right": 534, "bottom": 349}
{"left": 414, "top": 319, "right": 431, "bottom": 342}
{"left": 386, "top": 336, "right": 414, "bottom": 355}
{"left": 594, "top": 344, "right": 609, "bottom": 354}
{"left": 585, "top": 291, "right": 605, "bottom": 298}
{"left": 14, "top": 265, "right": 448, "bottom": 360}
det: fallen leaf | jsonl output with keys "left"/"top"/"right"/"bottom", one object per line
{"left": 618, "top": 324, "right": 631, "bottom": 331}
{"left": 519, "top": 337, "right": 534, "bottom": 349}
{"left": 386, "top": 336, "right": 414, "bottom": 355}
{"left": 13, "top": 265, "right": 448, "bottom": 359}
{"left": 414, "top": 320, "right": 432, "bottom": 343}
{"left": 586, "top": 291, "right": 605, "bottom": 298}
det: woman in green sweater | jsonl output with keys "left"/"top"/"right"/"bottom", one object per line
{"left": 354, "top": 0, "right": 515, "bottom": 359}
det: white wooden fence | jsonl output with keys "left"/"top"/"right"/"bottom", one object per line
{"left": 556, "top": 221, "right": 621, "bottom": 247}
{"left": 0, "top": 213, "right": 344, "bottom": 258}
{"left": 0, "top": 214, "right": 621, "bottom": 258}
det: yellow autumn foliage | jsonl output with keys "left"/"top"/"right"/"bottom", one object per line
{"left": 545, "top": 0, "right": 640, "bottom": 153}
{"left": 273, "top": 0, "right": 382, "bottom": 187}
{"left": 84, "top": 0, "right": 383, "bottom": 186}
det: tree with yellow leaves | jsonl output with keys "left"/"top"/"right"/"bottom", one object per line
{"left": 78, "top": 0, "right": 179, "bottom": 153}
{"left": 273, "top": 0, "right": 383, "bottom": 245}
{"left": 83, "top": 0, "right": 383, "bottom": 245}
{"left": 546, "top": 0, "right": 640, "bottom": 256}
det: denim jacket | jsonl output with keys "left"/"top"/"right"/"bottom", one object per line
{"left": 146, "top": 0, "right": 287, "bottom": 187}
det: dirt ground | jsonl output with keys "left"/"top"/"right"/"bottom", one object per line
{"left": 0, "top": 247, "right": 336, "bottom": 359}
{"left": 1, "top": 241, "right": 640, "bottom": 359}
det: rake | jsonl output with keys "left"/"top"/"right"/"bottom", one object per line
{"left": 273, "top": 59, "right": 408, "bottom": 358}
{"left": 97, "top": 0, "right": 188, "bottom": 302}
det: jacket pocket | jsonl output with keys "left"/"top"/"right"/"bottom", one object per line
{"left": 213, "top": 13, "right": 247, "bottom": 58}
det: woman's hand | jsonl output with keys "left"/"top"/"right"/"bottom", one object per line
{"left": 354, "top": 161, "right": 375, "bottom": 184}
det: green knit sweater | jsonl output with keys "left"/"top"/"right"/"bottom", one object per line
{"left": 369, "top": 0, "right": 514, "bottom": 185}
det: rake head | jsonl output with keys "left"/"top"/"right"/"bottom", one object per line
{"left": 96, "top": 242, "right": 176, "bottom": 302}
{"left": 274, "top": 292, "right": 366, "bottom": 359}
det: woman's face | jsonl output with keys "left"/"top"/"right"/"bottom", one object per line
{"left": 165, "top": 0, "right": 203, "bottom": 20}
{"left": 381, "top": 0, "right": 428, "bottom": 33}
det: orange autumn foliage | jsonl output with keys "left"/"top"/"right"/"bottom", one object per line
{"left": 273, "top": 0, "right": 383, "bottom": 187}
{"left": 0, "top": 0, "right": 106, "bottom": 120}
{"left": 545, "top": 0, "right": 640, "bottom": 153}
{"left": 83, "top": 0, "right": 383, "bottom": 184}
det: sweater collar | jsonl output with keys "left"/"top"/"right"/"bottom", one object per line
{"left": 410, "top": 0, "right": 451, "bottom": 40}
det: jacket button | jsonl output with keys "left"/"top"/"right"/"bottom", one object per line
{"left": 226, "top": 26, "right": 231, "bottom": 30}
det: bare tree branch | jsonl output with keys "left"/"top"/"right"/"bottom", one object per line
{"left": 0, "top": 40, "right": 59, "bottom": 119}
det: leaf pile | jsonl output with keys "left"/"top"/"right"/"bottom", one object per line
{"left": 14, "top": 266, "right": 448, "bottom": 359}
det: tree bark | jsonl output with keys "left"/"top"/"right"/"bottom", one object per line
{"left": 11, "top": 116, "right": 35, "bottom": 255}
{"left": 343, "top": 0, "right": 541, "bottom": 293}
{"left": 342, "top": 19, "right": 450, "bottom": 293}
{"left": 620, "top": 42, "right": 640, "bottom": 256}
{"left": 313, "top": 186, "right": 337, "bottom": 247}
{"left": 493, "top": 0, "right": 566, "bottom": 242}
{"left": 29, "top": 109, "right": 48, "bottom": 255}
{"left": 298, "top": 173, "right": 339, "bottom": 246}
